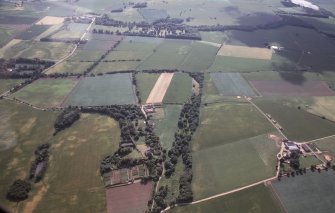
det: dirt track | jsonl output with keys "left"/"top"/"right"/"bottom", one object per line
{"left": 146, "top": 73, "right": 174, "bottom": 104}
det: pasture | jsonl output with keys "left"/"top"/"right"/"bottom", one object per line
{"left": 249, "top": 80, "right": 334, "bottom": 97}
{"left": 306, "top": 97, "right": 335, "bottom": 122}
{"left": 253, "top": 97, "right": 335, "bottom": 141}
{"left": 271, "top": 170, "right": 335, "bottom": 213}
{"left": 136, "top": 73, "right": 160, "bottom": 103}
{"left": 0, "top": 79, "right": 23, "bottom": 94}
{"left": 46, "top": 61, "right": 94, "bottom": 74}
{"left": 64, "top": 74, "right": 137, "bottom": 106}
{"left": 314, "top": 135, "right": 335, "bottom": 157}
{"left": 138, "top": 9, "right": 169, "bottom": 23}
{"left": 168, "top": 184, "right": 283, "bottom": 213}
{"left": 31, "top": 113, "right": 121, "bottom": 213}
{"left": 11, "top": 78, "right": 78, "bottom": 107}
{"left": 69, "top": 48, "right": 105, "bottom": 62}
{"left": 192, "top": 133, "right": 279, "bottom": 200}
{"left": 217, "top": 44, "right": 272, "bottom": 60}
{"left": 51, "top": 23, "right": 89, "bottom": 40}
{"left": 92, "top": 61, "right": 140, "bottom": 74}
{"left": 3, "top": 41, "right": 75, "bottom": 60}
{"left": 208, "top": 55, "right": 273, "bottom": 72}
{"left": 210, "top": 73, "right": 257, "bottom": 96}
{"left": 0, "top": 100, "right": 57, "bottom": 211}
{"left": 178, "top": 41, "right": 220, "bottom": 72}
{"left": 138, "top": 39, "right": 192, "bottom": 70}
{"left": 16, "top": 25, "right": 50, "bottom": 40}
{"left": 193, "top": 103, "right": 275, "bottom": 151}
{"left": 106, "top": 182, "right": 153, "bottom": 213}
{"left": 163, "top": 72, "right": 192, "bottom": 104}
{"left": 153, "top": 105, "right": 182, "bottom": 149}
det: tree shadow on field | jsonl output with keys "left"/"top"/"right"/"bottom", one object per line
{"left": 226, "top": 12, "right": 335, "bottom": 84}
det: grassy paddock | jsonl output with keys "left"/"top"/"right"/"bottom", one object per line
{"left": 136, "top": 73, "right": 160, "bottom": 104}
{"left": 0, "top": 100, "right": 57, "bottom": 211}
{"left": 193, "top": 103, "right": 274, "bottom": 151}
{"left": 0, "top": 79, "right": 23, "bottom": 94}
{"left": 192, "top": 133, "right": 279, "bottom": 200}
{"left": 30, "top": 113, "right": 120, "bottom": 213}
{"left": 163, "top": 73, "right": 192, "bottom": 104}
{"left": 253, "top": 97, "right": 335, "bottom": 141}
{"left": 11, "top": 78, "right": 78, "bottom": 107}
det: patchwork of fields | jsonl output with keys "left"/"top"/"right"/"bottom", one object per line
{"left": 2, "top": 0, "right": 335, "bottom": 212}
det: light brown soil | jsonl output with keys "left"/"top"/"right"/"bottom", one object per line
{"left": 217, "top": 44, "right": 272, "bottom": 60}
{"left": 23, "top": 185, "right": 48, "bottom": 213}
{"left": 35, "top": 16, "right": 64, "bottom": 25}
{"left": 146, "top": 73, "right": 174, "bottom": 104}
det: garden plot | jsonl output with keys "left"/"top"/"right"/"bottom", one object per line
{"left": 210, "top": 73, "right": 257, "bottom": 96}
{"left": 64, "top": 74, "right": 137, "bottom": 106}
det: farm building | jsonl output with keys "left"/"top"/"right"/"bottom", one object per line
{"left": 284, "top": 142, "right": 299, "bottom": 151}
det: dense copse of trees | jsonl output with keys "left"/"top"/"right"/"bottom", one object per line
{"left": 132, "top": 2, "right": 147, "bottom": 8}
{"left": 151, "top": 186, "right": 168, "bottom": 213}
{"left": 188, "top": 73, "right": 204, "bottom": 88}
{"left": 6, "top": 180, "right": 31, "bottom": 202}
{"left": 29, "top": 143, "right": 50, "bottom": 182}
{"left": 80, "top": 105, "right": 144, "bottom": 121}
{"left": 132, "top": 73, "right": 141, "bottom": 103}
{"left": 0, "top": 58, "right": 54, "bottom": 79}
{"left": 54, "top": 107, "right": 80, "bottom": 135}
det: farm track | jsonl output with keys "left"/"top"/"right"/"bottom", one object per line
{"left": 43, "top": 18, "right": 96, "bottom": 74}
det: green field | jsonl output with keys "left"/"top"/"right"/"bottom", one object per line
{"left": 208, "top": 55, "right": 273, "bottom": 72}
{"left": 92, "top": 61, "right": 140, "bottom": 74}
{"left": 3, "top": 40, "right": 75, "bottom": 60}
{"left": 51, "top": 23, "right": 89, "bottom": 40}
{"left": 193, "top": 103, "right": 275, "bottom": 151}
{"left": 178, "top": 41, "right": 219, "bottom": 72}
{"left": 16, "top": 25, "right": 50, "bottom": 40}
{"left": 191, "top": 103, "right": 278, "bottom": 199}
{"left": 138, "top": 39, "right": 192, "bottom": 70}
{"left": 272, "top": 170, "right": 335, "bottom": 213}
{"left": 136, "top": 73, "right": 160, "bottom": 103}
{"left": 253, "top": 97, "right": 335, "bottom": 141}
{"left": 64, "top": 74, "right": 137, "bottom": 106}
{"left": 314, "top": 135, "right": 335, "bottom": 156}
{"left": 192, "top": 133, "right": 279, "bottom": 200}
{"left": 0, "top": 100, "right": 57, "bottom": 211}
{"left": 0, "top": 79, "right": 23, "bottom": 94}
{"left": 169, "top": 184, "right": 283, "bottom": 213}
{"left": 210, "top": 73, "right": 257, "bottom": 96}
{"left": 11, "top": 78, "right": 78, "bottom": 107}
{"left": 69, "top": 48, "right": 105, "bottom": 62}
{"left": 32, "top": 113, "right": 120, "bottom": 213}
{"left": 46, "top": 61, "right": 94, "bottom": 74}
{"left": 153, "top": 105, "right": 182, "bottom": 150}
{"left": 163, "top": 73, "right": 192, "bottom": 104}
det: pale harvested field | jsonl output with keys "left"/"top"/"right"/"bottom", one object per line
{"left": 146, "top": 73, "right": 174, "bottom": 104}
{"left": 0, "top": 39, "right": 22, "bottom": 57}
{"left": 217, "top": 44, "right": 272, "bottom": 60}
{"left": 35, "top": 16, "right": 64, "bottom": 25}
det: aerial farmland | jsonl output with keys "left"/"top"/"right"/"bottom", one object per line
{"left": 1, "top": 0, "right": 335, "bottom": 212}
